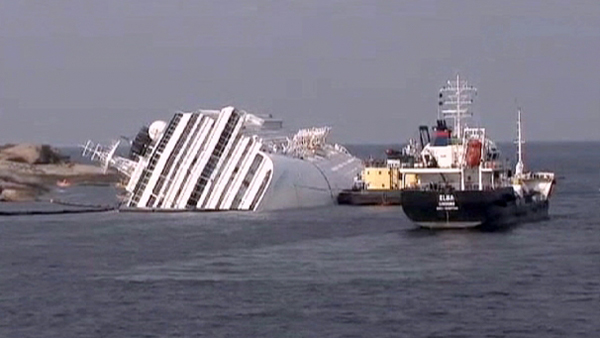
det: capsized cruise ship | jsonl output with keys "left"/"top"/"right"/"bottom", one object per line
{"left": 83, "top": 106, "right": 363, "bottom": 211}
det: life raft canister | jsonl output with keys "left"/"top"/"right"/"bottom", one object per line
{"left": 466, "top": 139, "right": 482, "bottom": 167}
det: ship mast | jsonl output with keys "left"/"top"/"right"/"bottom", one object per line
{"left": 439, "top": 74, "right": 477, "bottom": 139}
{"left": 515, "top": 108, "right": 524, "bottom": 176}
{"left": 81, "top": 140, "right": 137, "bottom": 176}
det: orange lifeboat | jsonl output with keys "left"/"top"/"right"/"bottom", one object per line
{"left": 56, "top": 179, "right": 71, "bottom": 188}
{"left": 465, "top": 139, "right": 482, "bottom": 167}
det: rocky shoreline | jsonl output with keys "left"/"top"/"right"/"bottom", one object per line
{"left": 0, "top": 144, "right": 120, "bottom": 202}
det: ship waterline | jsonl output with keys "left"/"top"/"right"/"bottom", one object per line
{"left": 84, "top": 106, "right": 363, "bottom": 211}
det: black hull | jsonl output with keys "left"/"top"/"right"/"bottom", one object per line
{"left": 401, "top": 187, "right": 549, "bottom": 229}
{"left": 337, "top": 189, "right": 402, "bottom": 205}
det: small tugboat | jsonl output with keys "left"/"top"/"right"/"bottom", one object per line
{"left": 399, "top": 75, "right": 555, "bottom": 229}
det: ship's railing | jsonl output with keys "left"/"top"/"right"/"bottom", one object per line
{"left": 517, "top": 171, "right": 555, "bottom": 181}
{"left": 530, "top": 172, "right": 555, "bottom": 180}
{"left": 419, "top": 183, "right": 456, "bottom": 192}
{"left": 483, "top": 161, "right": 504, "bottom": 169}
{"left": 284, "top": 127, "right": 331, "bottom": 157}
{"left": 411, "top": 182, "right": 505, "bottom": 191}
{"left": 81, "top": 140, "right": 137, "bottom": 176}
{"left": 334, "top": 143, "right": 351, "bottom": 155}
{"left": 362, "top": 159, "right": 387, "bottom": 168}
{"left": 463, "top": 127, "right": 485, "bottom": 140}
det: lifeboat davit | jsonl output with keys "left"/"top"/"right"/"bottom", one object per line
{"left": 466, "top": 139, "right": 482, "bottom": 167}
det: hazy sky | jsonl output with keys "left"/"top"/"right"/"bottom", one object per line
{"left": 1, "top": 0, "right": 599, "bottom": 145}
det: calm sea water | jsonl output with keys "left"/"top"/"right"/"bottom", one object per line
{"left": 1, "top": 142, "right": 599, "bottom": 337}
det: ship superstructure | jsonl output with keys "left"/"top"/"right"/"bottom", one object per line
{"left": 399, "top": 75, "right": 504, "bottom": 193}
{"left": 84, "top": 106, "right": 363, "bottom": 211}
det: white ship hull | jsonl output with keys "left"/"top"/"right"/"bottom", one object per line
{"left": 257, "top": 152, "right": 362, "bottom": 211}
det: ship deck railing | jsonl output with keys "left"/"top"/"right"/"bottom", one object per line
{"left": 408, "top": 183, "right": 508, "bottom": 192}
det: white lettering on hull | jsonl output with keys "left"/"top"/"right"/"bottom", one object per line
{"left": 437, "top": 194, "right": 458, "bottom": 210}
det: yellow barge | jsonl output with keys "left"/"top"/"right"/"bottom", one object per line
{"left": 337, "top": 149, "right": 417, "bottom": 205}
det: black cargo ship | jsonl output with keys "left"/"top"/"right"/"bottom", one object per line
{"left": 398, "top": 75, "right": 555, "bottom": 229}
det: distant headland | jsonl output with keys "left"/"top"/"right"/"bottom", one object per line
{"left": 0, "top": 143, "right": 119, "bottom": 202}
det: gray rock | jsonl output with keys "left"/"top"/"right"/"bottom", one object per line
{"left": 0, "top": 143, "right": 67, "bottom": 165}
{"left": 0, "top": 188, "right": 38, "bottom": 202}
{"left": 0, "top": 143, "right": 121, "bottom": 202}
